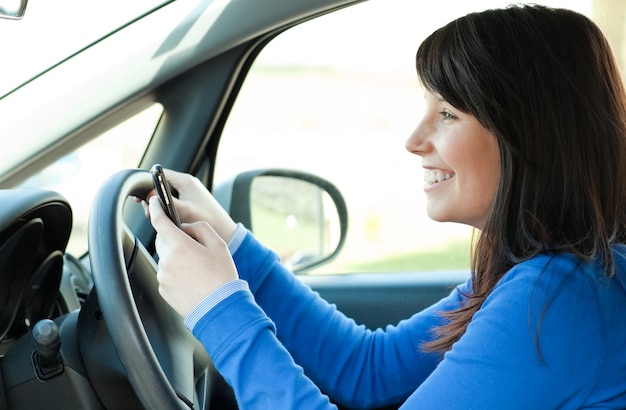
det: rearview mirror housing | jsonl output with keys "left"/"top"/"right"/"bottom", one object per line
{"left": 0, "top": 0, "right": 27, "bottom": 19}
{"left": 213, "top": 169, "right": 348, "bottom": 273}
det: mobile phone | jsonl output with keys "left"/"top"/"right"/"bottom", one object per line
{"left": 150, "top": 164, "right": 182, "bottom": 228}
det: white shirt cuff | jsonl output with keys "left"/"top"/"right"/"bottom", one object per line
{"left": 184, "top": 279, "right": 250, "bottom": 330}
{"left": 227, "top": 223, "right": 247, "bottom": 255}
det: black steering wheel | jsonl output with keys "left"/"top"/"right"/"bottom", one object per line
{"left": 85, "top": 169, "right": 221, "bottom": 409}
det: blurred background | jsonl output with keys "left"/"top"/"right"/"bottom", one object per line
{"left": 4, "top": 0, "right": 624, "bottom": 275}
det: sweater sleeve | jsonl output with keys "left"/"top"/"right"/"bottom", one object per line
{"left": 192, "top": 289, "right": 337, "bottom": 409}
{"left": 231, "top": 229, "right": 467, "bottom": 408}
{"left": 401, "top": 255, "right": 606, "bottom": 409}
{"left": 193, "top": 228, "right": 624, "bottom": 409}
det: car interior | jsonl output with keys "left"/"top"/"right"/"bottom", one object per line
{"left": 0, "top": 0, "right": 621, "bottom": 408}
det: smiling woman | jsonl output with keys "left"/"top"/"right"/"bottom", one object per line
{"left": 405, "top": 90, "right": 500, "bottom": 230}
{"left": 151, "top": 3, "right": 626, "bottom": 409}
{"left": 215, "top": 0, "right": 600, "bottom": 275}
{"left": 0, "top": 0, "right": 624, "bottom": 409}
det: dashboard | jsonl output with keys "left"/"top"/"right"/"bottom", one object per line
{"left": 0, "top": 189, "right": 74, "bottom": 354}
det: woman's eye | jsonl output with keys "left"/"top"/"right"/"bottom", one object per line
{"left": 439, "top": 110, "right": 457, "bottom": 120}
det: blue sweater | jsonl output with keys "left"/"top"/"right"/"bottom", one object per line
{"left": 189, "top": 229, "right": 626, "bottom": 409}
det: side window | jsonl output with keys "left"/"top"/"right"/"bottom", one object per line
{"left": 215, "top": 0, "right": 600, "bottom": 274}
{"left": 18, "top": 104, "right": 163, "bottom": 256}
{"left": 216, "top": 0, "right": 473, "bottom": 275}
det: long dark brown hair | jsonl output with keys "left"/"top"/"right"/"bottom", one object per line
{"left": 417, "top": 4, "right": 626, "bottom": 352}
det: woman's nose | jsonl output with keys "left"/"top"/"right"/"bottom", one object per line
{"left": 405, "top": 119, "right": 430, "bottom": 155}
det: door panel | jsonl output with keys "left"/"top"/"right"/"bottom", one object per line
{"left": 303, "top": 271, "right": 468, "bottom": 329}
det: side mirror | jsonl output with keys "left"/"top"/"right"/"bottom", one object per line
{"left": 213, "top": 169, "right": 348, "bottom": 273}
{"left": 0, "top": 0, "right": 27, "bottom": 19}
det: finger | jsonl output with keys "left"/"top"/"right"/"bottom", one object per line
{"left": 133, "top": 189, "right": 156, "bottom": 202}
{"left": 182, "top": 221, "right": 228, "bottom": 250}
{"left": 161, "top": 168, "right": 185, "bottom": 182}
{"left": 182, "top": 221, "right": 216, "bottom": 244}
{"left": 148, "top": 196, "right": 184, "bottom": 237}
{"left": 160, "top": 168, "right": 187, "bottom": 193}
{"left": 141, "top": 200, "right": 150, "bottom": 219}
{"left": 158, "top": 169, "right": 195, "bottom": 217}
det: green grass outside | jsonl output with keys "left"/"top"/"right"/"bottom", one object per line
{"left": 311, "top": 238, "right": 473, "bottom": 274}
{"left": 251, "top": 202, "right": 473, "bottom": 273}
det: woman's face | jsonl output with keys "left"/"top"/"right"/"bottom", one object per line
{"left": 406, "top": 90, "right": 500, "bottom": 230}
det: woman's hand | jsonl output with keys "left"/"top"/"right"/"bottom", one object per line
{"left": 148, "top": 196, "right": 239, "bottom": 317}
{"left": 138, "top": 168, "right": 237, "bottom": 242}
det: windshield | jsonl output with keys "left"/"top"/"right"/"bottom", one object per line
{"left": 0, "top": 0, "right": 169, "bottom": 98}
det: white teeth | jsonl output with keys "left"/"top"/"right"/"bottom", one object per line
{"left": 424, "top": 170, "right": 455, "bottom": 185}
